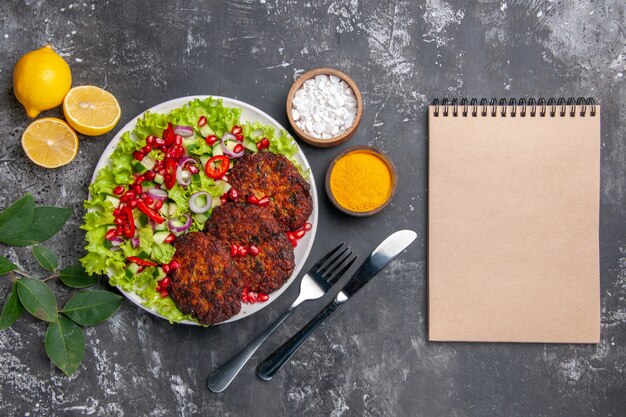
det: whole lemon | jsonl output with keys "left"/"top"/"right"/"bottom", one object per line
{"left": 13, "top": 45, "right": 72, "bottom": 118}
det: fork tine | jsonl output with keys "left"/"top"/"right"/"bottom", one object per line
{"left": 312, "top": 243, "right": 344, "bottom": 271}
{"left": 327, "top": 255, "right": 357, "bottom": 284}
{"left": 321, "top": 250, "right": 354, "bottom": 280}
{"left": 317, "top": 247, "right": 350, "bottom": 275}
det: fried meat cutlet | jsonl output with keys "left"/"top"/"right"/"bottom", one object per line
{"left": 228, "top": 152, "right": 313, "bottom": 231}
{"left": 169, "top": 232, "right": 242, "bottom": 325}
{"left": 204, "top": 202, "right": 295, "bottom": 293}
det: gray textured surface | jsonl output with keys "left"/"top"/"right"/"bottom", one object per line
{"left": 1, "top": 0, "right": 625, "bottom": 416}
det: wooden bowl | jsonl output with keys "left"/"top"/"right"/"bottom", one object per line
{"left": 286, "top": 68, "right": 363, "bottom": 148}
{"left": 325, "top": 146, "right": 398, "bottom": 216}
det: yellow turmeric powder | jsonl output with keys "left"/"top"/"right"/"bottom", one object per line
{"left": 329, "top": 150, "right": 393, "bottom": 212}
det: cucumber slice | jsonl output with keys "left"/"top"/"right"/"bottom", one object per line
{"left": 168, "top": 203, "right": 178, "bottom": 217}
{"left": 140, "top": 156, "right": 156, "bottom": 171}
{"left": 105, "top": 195, "right": 120, "bottom": 207}
{"left": 154, "top": 174, "right": 164, "bottom": 184}
{"left": 153, "top": 231, "right": 170, "bottom": 245}
{"left": 136, "top": 249, "right": 151, "bottom": 259}
{"left": 212, "top": 143, "right": 224, "bottom": 156}
{"left": 243, "top": 138, "right": 258, "bottom": 153}
{"left": 158, "top": 202, "right": 169, "bottom": 216}
{"left": 200, "top": 124, "right": 215, "bottom": 137}
{"left": 132, "top": 160, "right": 147, "bottom": 174}
{"left": 225, "top": 141, "right": 238, "bottom": 152}
{"left": 154, "top": 222, "right": 168, "bottom": 232}
{"left": 153, "top": 267, "right": 166, "bottom": 280}
{"left": 199, "top": 155, "right": 211, "bottom": 166}
{"left": 127, "top": 262, "right": 141, "bottom": 275}
{"left": 193, "top": 212, "right": 210, "bottom": 224}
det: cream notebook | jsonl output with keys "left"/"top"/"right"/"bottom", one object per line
{"left": 428, "top": 98, "right": 600, "bottom": 343}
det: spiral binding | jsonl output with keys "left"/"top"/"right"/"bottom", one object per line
{"left": 431, "top": 97, "right": 596, "bottom": 117}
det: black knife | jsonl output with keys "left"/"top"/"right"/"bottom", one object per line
{"left": 257, "top": 230, "right": 417, "bottom": 380}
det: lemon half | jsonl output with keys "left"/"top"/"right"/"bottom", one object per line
{"left": 63, "top": 86, "right": 121, "bottom": 136}
{"left": 22, "top": 118, "right": 78, "bottom": 168}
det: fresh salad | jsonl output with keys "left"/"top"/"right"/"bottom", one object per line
{"left": 81, "top": 98, "right": 306, "bottom": 323}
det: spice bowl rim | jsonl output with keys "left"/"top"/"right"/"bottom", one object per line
{"left": 286, "top": 67, "right": 363, "bottom": 148}
{"left": 325, "top": 145, "right": 398, "bottom": 217}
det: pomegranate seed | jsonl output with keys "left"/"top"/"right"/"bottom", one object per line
{"left": 249, "top": 245, "right": 259, "bottom": 256}
{"left": 248, "top": 291, "right": 258, "bottom": 301}
{"left": 290, "top": 238, "right": 298, "bottom": 248}
{"left": 221, "top": 174, "right": 229, "bottom": 182}
{"left": 229, "top": 188, "right": 238, "bottom": 201}
{"left": 162, "top": 264, "right": 171, "bottom": 273}
{"left": 129, "top": 199, "right": 139, "bottom": 209}
{"left": 235, "top": 133, "right": 244, "bottom": 142}
{"left": 304, "top": 222, "right": 312, "bottom": 231}
{"left": 116, "top": 225, "right": 124, "bottom": 235}
{"left": 133, "top": 151, "right": 145, "bottom": 161}
{"left": 247, "top": 195, "right": 259, "bottom": 204}
{"left": 154, "top": 200, "right": 163, "bottom": 210}
{"left": 156, "top": 284, "right": 162, "bottom": 292}
{"left": 231, "top": 125, "right": 242, "bottom": 135}
{"left": 113, "top": 208, "right": 122, "bottom": 216}
{"left": 155, "top": 138, "right": 166, "bottom": 147}
{"left": 164, "top": 234, "right": 176, "bottom": 244}
{"left": 144, "top": 196, "right": 154, "bottom": 205}
{"left": 258, "top": 293, "right": 269, "bottom": 302}
{"left": 295, "top": 229, "right": 305, "bottom": 239}
{"left": 142, "top": 145, "right": 152, "bottom": 154}
{"left": 141, "top": 193, "right": 147, "bottom": 199}
{"left": 114, "top": 217, "right": 125, "bottom": 226}
{"left": 105, "top": 229, "right": 118, "bottom": 240}
{"left": 287, "top": 232, "right": 295, "bottom": 240}
{"left": 198, "top": 116, "right": 207, "bottom": 127}
{"left": 160, "top": 291, "right": 168, "bottom": 298}
{"left": 242, "top": 295, "right": 250, "bottom": 303}
{"left": 161, "top": 277, "right": 171, "bottom": 288}
{"left": 242, "top": 287, "right": 249, "bottom": 296}
{"left": 120, "top": 191, "right": 136, "bottom": 202}
{"left": 231, "top": 245, "right": 238, "bottom": 256}
{"left": 169, "top": 261, "right": 180, "bottom": 270}
{"left": 157, "top": 167, "right": 166, "bottom": 175}
{"left": 188, "top": 165, "right": 199, "bottom": 175}
{"left": 133, "top": 184, "right": 142, "bottom": 194}
{"left": 233, "top": 144, "right": 244, "bottom": 153}
{"left": 258, "top": 137, "right": 270, "bottom": 149}
{"left": 238, "top": 246, "right": 248, "bottom": 256}
{"left": 258, "top": 196, "right": 270, "bottom": 206}
{"left": 220, "top": 195, "right": 228, "bottom": 205}
{"left": 144, "top": 171, "right": 156, "bottom": 181}
{"left": 146, "top": 135, "right": 155, "bottom": 145}
{"left": 174, "top": 135, "right": 183, "bottom": 146}
{"left": 113, "top": 185, "right": 125, "bottom": 196}
{"left": 205, "top": 135, "right": 217, "bottom": 146}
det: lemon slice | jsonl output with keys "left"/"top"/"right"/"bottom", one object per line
{"left": 22, "top": 118, "right": 79, "bottom": 168}
{"left": 63, "top": 86, "right": 121, "bottom": 136}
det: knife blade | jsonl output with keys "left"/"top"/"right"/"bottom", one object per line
{"left": 257, "top": 230, "right": 417, "bottom": 380}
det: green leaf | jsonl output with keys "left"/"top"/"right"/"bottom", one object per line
{"left": 2, "top": 206, "right": 73, "bottom": 247}
{"left": 32, "top": 246, "right": 58, "bottom": 271}
{"left": 63, "top": 290, "right": 123, "bottom": 326}
{"left": 16, "top": 278, "right": 58, "bottom": 322}
{"left": 59, "top": 264, "right": 99, "bottom": 288}
{"left": 45, "top": 316, "right": 84, "bottom": 376}
{"left": 0, "top": 257, "right": 17, "bottom": 275}
{"left": 0, "top": 194, "right": 35, "bottom": 245}
{"left": 0, "top": 282, "right": 24, "bottom": 330}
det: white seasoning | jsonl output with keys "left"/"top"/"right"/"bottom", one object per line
{"left": 291, "top": 74, "right": 357, "bottom": 139}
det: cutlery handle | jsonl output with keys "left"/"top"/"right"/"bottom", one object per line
{"left": 207, "top": 309, "right": 293, "bottom": 392}
{"left": 257, "top": 299, "right": 343, "bottom": 380}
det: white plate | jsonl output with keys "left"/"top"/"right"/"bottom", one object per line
{"left": 90, "top": 96, "right": 318, "bottom": 325}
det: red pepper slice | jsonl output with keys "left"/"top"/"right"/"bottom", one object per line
{"left": 162, "top": 123, "right": 175, "bottom": 146}
{"left": 136, "top": 200, "right": 165, "bottom": 224}
{"left": 127, "top": 256, "right": 157, "bottom": 267}
{"left": 122, "top": 206, "right": 135, "bottom": 238}
{"left": 164, "top": 158, "right": 177, "bottom": 189}
{"left": 204, "top": 155, "right": 230, "bottom": 179}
